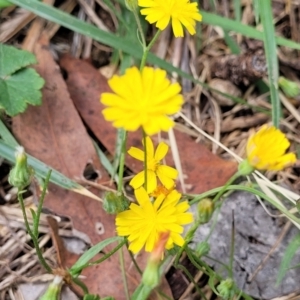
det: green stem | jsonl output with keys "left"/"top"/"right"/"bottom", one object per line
{"left": 143, "top": 130, "right": 148, "bottom": 192}
{"left": 140, "top": 30, "right": 161, "bottom": 71}
{"left": 34, "top": 170, "right": 52, "bottom": 237}
{"left": 88, "top": 239, "right": 126, "bottom": 266}
{"left": 118, "top": 131, "right": 127, "bottom": 193}
{"left": 212, "top": 171, "right": 240, "bottom": 204}
{"left": 18, "top": 192, "right": 52, "bottom": 273}
{"left": 119, "top": 242, "right": 130, "bottom": 300}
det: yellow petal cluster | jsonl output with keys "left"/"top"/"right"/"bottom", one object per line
{"left": 116, "top": 187, "right": 193, "bottom": 253}
{"left": 138, "top": 0, "right": 202, "bottom": 37}
{"left": 128, "top": 136, "right": 178, "bottom": 193}
{"left": 101, "top": 66, "right": 183, "bottom": 135}
{"left": 246, "top": 125, "right": 297, "bottom": 171}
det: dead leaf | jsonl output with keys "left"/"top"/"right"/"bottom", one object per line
{"left": 59, "top": 55, "right": 238, "bottom": 194}
{"left": 12, "top": 36, "right": 147, "bottom": 299}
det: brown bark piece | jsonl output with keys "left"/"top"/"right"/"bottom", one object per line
{"left": 12, "top": 37, "right": 145, "bottom": 299}
{"left": 60, "top": 55, "right": 237, "bottom": 194}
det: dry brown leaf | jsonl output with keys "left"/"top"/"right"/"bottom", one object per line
{"left": 59, "top": 55, "right": 237, "bottom": 194}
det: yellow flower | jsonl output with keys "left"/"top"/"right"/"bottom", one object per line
{"left": 116, "top": 187, "right": 193, "bottom": 253}
{"left": 101, "top": 67, "right": 183, "bottom": 135}
{"left": 138, "top": 0, "right": 202, "bottom": 37}
{"left": 246, "top": 125, "right": 297, "bottom": 171}
{"left": 128, "top": 136, "right": 178, "bottom": 193}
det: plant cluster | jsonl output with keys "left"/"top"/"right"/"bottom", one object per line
{"left": 1, "top": 0, "right": 300, "bottom": 299}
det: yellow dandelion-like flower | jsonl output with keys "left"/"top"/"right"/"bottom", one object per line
{"left": 116, "top": 187, "right": 193, "bottom": 253}
{"left": 101, "top": 66, "right": 183, "bottom": 135}
{"left": 128, "top": 136, "right": 178, "bottom": 193}
{"left": 138, "top": 0, "right": 202, "bottom": 37}
{"left": 246, "top": 125, "right": 297, "bottom": 171}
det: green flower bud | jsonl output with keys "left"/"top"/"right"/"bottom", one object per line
{"left": 197, "top": 198, "right": 214, "bottom": 223}
{"left": 238, "top": 159, "right": 254, "bottom": 176}
{"left": 279, "top": 76, "right": 300, "bottom": 98}
{"left": 196, "top": 241, "right": 210, "bottom": 257}
{"left": 8, "top": 146, "right": 33, "bottom": 189}
{"left": 103, "top": 191, "right": 130, "bottom": 214}
{"left": 0, "top": 0, "right": 12, "bottom": 8}
{"left": 142, "top": 260, "right": 160, "bottom": 288}
{"left": 216, "top": 278, "right": 235, "bottom": 300}
{"left": 125, "top": 0, "right": 138, "bottom": 11}
{"left": 40, "top": 276, "right": 63, "bottom": 300}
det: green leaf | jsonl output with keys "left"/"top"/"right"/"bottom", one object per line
{"left": 258, "top": 0, "right": 280, "bottom": 127}
{"left": 0, "top": 43, "right": 37, "bottom": 77}
{"left": 276, "top": 233, "right": 300, "bottom": 285}
{"left": 70, "top": 236, "right": 122, "bottom": 276}
{"left": 0, "top": 68, "right": 44, "bottom": 116}
{"left": 0, "top": 43, "right": 44, "bottom": 116}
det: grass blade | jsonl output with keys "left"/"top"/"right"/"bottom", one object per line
{"left": 0, "top": 139, "right": 102, "bottom": 201}
{"left": 258, "top": 0, "right": 280, "bottom": 127}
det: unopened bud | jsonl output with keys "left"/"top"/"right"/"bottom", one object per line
{"left": 197, "top": 198, "right": 214, "bottom": 223}
{"left": 196, "top": 241, "right": 210, "bottom": 257}
{"left": 8, "top": 146, "right": 33, "bottom": 189}
{"left": 40, "top": 276, "right": 63, "bottom": 300}
{"left": 217, "top": 278, "right": 235, "bottom": 299}
{"left": 238, "top": 159, "right": 254, "bottom": 176}
{"left": 279, "top": 76, "right": 300, "bottom": 98}
{"left": 103, "top": 191, "right": 130, "bottom": 214}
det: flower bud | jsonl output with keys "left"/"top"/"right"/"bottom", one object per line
{"left": 40, "top": 276, "right": 63, "bottom": 300}
{"left": 8, "top": 146, "right": 33, "bottom": 189}
{"left": 103, "top": 191, "right": 130, "bottom": 214}
{"left": 142, "top": 232, "right": 169, "bottom": 288}
{"left": 197, "top": 198, "right": 214, "bottom": 223}
{"left": 217, "top": 278, "right": 235, "bottom": 299}
{"left": 238, "top": 159, "right": 254, "bottom": 176}
{"left": 279, "top": 76, "right": 300, "bottom": 98}
{"left": 196, "top": 241, "right": 210, "bottom": 257}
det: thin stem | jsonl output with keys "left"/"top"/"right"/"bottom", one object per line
{"left": 18, "top": 192, "right": 52, "bottom": 273}
{"left": 34, "top": 170, "right": 52, "bottom": 237}
{"left": 119, "top": 242, "right": 130, "bottom": 300}
{"left": 88, "top": 239, "right": 126, "bottom": 266}
{"left": 143, "top": 130, "right": 148, "bottom": 192}
{"left": 118, "top": 131, "right": 128, "bottom": 193}
{"left": 132, "top": 9, "right": 146, "bottom": 49}
{"left": 212, "top": 171, "right": 240, "bottom": 204}
{"left": 140, "top": 30, "right": 161, "bottom": 70}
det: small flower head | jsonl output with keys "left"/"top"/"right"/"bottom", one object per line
{"left": 139, "top": 0, "right": 202, "bottom": 37}
{"left": 197, "top": 198, "right": 214, "bottom": 223}
{"left": 245, "top": 125, "right": 297, "bottom": 172}
{"left": 101, "top": 66, "right": 183, "bottom": 135}
{"left": 8, "top": 146, "right": 33, "bottom": 189}
{"left": 115, "top": 187, "right": 193, "bottom": 253}
{"left": 128, "top": 136, "right": 178, "bottom": 193}
{"left": 217, "top": 278, "right": 235, "bottom": 300}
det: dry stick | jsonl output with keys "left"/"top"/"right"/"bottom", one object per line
{"left": 0, "top": 9, "right": 35, "bottom": 42}
{"left": 248, "top": 221, "right": 292, "bottom": 282}
{"left": 76, "top": 0, "right": 109, "bottom": 32}
{"left": 178, "top": 270, "right": 203, "bottom": 300}
{"left": 44, "top": 0, "right": 77, "bottom": 39}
